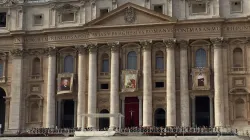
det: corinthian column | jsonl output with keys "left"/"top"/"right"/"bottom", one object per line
{"left": 211, "top": 37, "right": 225, "bottom": 127}
{"left": 109, "top": 42, "right": 120, "bottom": 129}
{"left": 45, "top": 47, "right": 57, "bottom": 128}
{"left": 179, "top": 40, "right": 190, "bottom": 127}
{"left": 87, "top": 44, "right": 97, "bottom": 128}
{"left": 164, "top": 39, "right": 176, "bottom": 127}
{"left": 9, "top": 49, "right": 24, "bottom": 131}
{"left": 76, "top": 45, "right": 87, "bottom": 128}
{"left": 140, "top": 40, "right": 153, "bottom": 127}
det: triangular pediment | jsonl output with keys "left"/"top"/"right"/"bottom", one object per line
{"left": 85, "top": 2, "right": 177, "bottom": 27}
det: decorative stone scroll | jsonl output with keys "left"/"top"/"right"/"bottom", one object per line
{"left": 0, "top": 0, "right": 18, "bottom": 7}
{"left": 210, "top": 37, "right": 223, "bottom": 48}
{"left": 87, "top": 43, "right": 98, "bottom": 53}
{"left": 108, "top": 41, "right": 120, "bottom": 52}
{"left": 140, "top": 40, "right": 152, "bottom": 51}
{"left": 10, "top": 48, "right": 24, "bottom": 58}
{"left": 164, "top": 38, "right": 176, "bottom": 48}
{"left": 75, "top": 45, "right": 87, "bottom": 54}
{"left": 44, "top": 47, "right": 57, "bottom": 56}
{"left": 26, "top": 49, "right": 46, "bottom": 56}
{"left": 57, "top": 73, "right": 74, "bottom": 95}
{"left": 121, "top": 70, "right": 139, "bottom": 92}
{"left": 124, "top": 7, "right": 136, "bottom": 24}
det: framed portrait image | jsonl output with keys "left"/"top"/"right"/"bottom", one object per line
{"left": 121, "top": 70, "right": 139, "bottom": 92}
{"left": 192, "top": 68, "right": 210, "bottom": 90}
{"left": 57, "top": 73, "right": 74, "bottom": 94}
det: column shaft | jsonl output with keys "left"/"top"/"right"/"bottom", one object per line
{"left": 46, "top": 50, "right": 56, "bottom": 128}
{"left": 77, "top": 48, "right": 87, "bottom": 128}
{"left": 209, "top": 96, "right": 214, "bottom": 127}
{"left": 121, "top": 98, "right": 125, "bottom": 128}
{"left": 87, "top": 46, "right": 97, "bottom": 128}
{"left": 9, "top": 52, "right": 23, "bottom": 131}
{"left": 213, "top": 43, "right": 225, "bottom": 127}
{"left": 142, "top": 42, "right": 152, "bottom": 127}
{"left": 166, "top": 41, "right": 176, "bottom": 126}
{"left": 110, "top": 45, "right": 119, "bottom": 129}
{"left": 138, "top": 96, "right": 143, "bottom": 126}
{"left": 180, "top": 42, "right": 190, "bottom": 127}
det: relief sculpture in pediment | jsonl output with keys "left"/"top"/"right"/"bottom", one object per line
{"left": 124, "top": 7, "right": 136, "bottom": 24}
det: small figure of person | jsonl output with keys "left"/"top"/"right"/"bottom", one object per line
{"left": 61, "top": 79, "right": 70, "bottom": 91}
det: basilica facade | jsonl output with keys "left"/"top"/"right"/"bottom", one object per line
{"left": 0, "top": 0, "right": 250, "bottom": 133}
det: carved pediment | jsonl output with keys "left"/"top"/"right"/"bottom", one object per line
{"left": 85, "top": 2, "right": 177, "bottom": 27}
{"left": 0, "top": 0, "right": 18, "bottom": 7}
{"left": 52, "top": 3, "right": 80, "bottom": 13}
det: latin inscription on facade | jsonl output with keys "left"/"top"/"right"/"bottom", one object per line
{"left": 21, "top": 24, "right": 250, "bottom": 44}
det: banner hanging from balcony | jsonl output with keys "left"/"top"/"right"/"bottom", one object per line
{"left": 121, "top": 70, "right": 139, "bottom": 92}
{"left": 57, "top": 73, "right": 74, "bottom": 94}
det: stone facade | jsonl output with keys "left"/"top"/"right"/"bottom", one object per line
{"left": 0, "top": 0, "right": 249, "bottom": 133}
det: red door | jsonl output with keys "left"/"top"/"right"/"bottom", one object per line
{"left": 125, "top": 97, "right": 139, "bottom": 127}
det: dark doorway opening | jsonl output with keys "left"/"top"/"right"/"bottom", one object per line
{"left": 0, "top": 88, "right": 5, "bottom": 133}
{"left": 62, "top": 100, "right": 74, "bottom": 128}
{"left": 195, "top": 96, "right": 210, "bottom": 127}
{"left": 125, "top": 97, "right": 139, "bottom": 127}
{"left": 99, "top": 109, "right": 109, "bottom": 130}
{"left": 154, "top": 108, "right": 166, "bottom": 127}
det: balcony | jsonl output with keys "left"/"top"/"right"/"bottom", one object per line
{"left": 29, "top": 75, "right": 43, "bottom": 81}
{"left": 25, "top": 0, "right": 51, "bottom": 3}
{"left": 100, "top": 72, "right": 109, "bottom": 76}
{"left": 230, "top": 67, "right": 247, "bottom": 74}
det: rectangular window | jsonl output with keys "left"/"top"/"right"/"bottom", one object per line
{"left": 33, "top": 14, "right": 43, "bottom": 26}
{"left": 100, "top": 83, "right": 109, "bottom": 90}
{"left": 191, "top": 3, "right": 207, "bottom": 14}
{"left": 0, "top": 63, "right": 3, "bottom": 77}
{"left": 0, "top": 12, "right": 6, "bottom": 27}
{"left": 155, "top": 82, "right": 164, "bottom": 88}
{"left": 100, "top": 8, "right": 109, "bottom": 17}
{"left": 153, "top": 5, "right": 163, "bottom": 14}
{"left": 231, "top": 0, "right": 242, "bottom": 13}
{"left": 61, "top": 12, "right": 74, "bottom": 22}
{"left": 156, "top": 57, "right": 164, "bottom": 69}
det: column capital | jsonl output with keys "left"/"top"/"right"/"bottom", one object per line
{"left": 210, "top": 37, "right": 223, "bottom": 48}
{"left": 45, "top": 46, "right": 57, "bottom": 56}
{"left": 137, "top": 96, "right": 143, "bottom": 100}
{"left": 76, "top": 45, "right": 87, "bottom": 54}
{"left": 164, "top": 38, "right": 176, "bottom": 48}
{"left": 108, "top": 41, "right": 120, "bottom": 52}
{"left": 86, "top": 43, "right": 98, "bottom": 53}
{"left": 10, "top": 48, "right": 24, "bottom": 58}
{"left": 140, "top": 40, "right": 152, "bottom": 51}
{"left": 178, "top": 39, "right": 189, "bottom": 49}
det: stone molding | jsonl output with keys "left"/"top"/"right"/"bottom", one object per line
{"left": 164, "top": 38, "right": 176, "bottom": 48}
{"left": 108, "top": 41, "right": 120, "bottom": 52}
{"left": 210, "top": 37, "right": 223, "bottom": 48}
{"left": 52, "top": 3, "right": 80, "bottom": 12}
{"left": 26, "top": 49, "right": 46, "bottom": 56}
{"left": 140, "top": 40, "right": 152, "bottom": 51}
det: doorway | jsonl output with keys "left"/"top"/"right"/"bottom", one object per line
{"left": 154, "top": 108, "right": 166, "bottom": 127}
{"left": 195, "top": 96, "right": 210, "bottom": 127}
{"left": 99, "top": 109, "right": 109, "bottom": 130}
{"left": 62, "top": 100, "right": 75, "bottom": 128}
{"left": 125, "top": 97, "right": 139, "bottom": 127}
{"left": 0, "top": 88, "right": 5, "bottom": 133}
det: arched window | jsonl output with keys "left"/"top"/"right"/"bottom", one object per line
{"left": 195, "top": 48, "right": 206, "bottom": 68}
{"left": 0, "top": 59, "right": 3, "bottom": 77}
{"left": 233, "top": 48, "right": 243, "bottom": 67}
{"left": 64, "top": 55, "right": 74, "bottom": 73}
{"left": 235, "top": 98, "right": 245, "bottom": 119}
{"left": 155, "top": 51, "right": 164, "bottom": 70}
{"left": 127, "top": 51, "right": 137, "bottom": 69}
{"left": 30, "top": 103, "right": 39, "bottom": 122}
{"left": 101, "top": 53, "right": 109, "bottom": 72}
{"left": 32, "top": 57, "right": 40, "bottom": 75}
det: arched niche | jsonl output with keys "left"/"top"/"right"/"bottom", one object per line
{"left": 58, "top": 47, "right": 77, "bottom": 73}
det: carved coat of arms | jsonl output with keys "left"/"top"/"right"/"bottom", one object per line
{"left": 124, "top": 7, "right": 136, "bottom": 24}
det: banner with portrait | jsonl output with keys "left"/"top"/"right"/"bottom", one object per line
{"left": 57, "top": 73, "right": 74, "bottom": 94}
{"left": 121, "top": 70, "right": 139, "bottom": 92}
{"left": 192, "top": 68, "right": 210, "bottom": 90}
